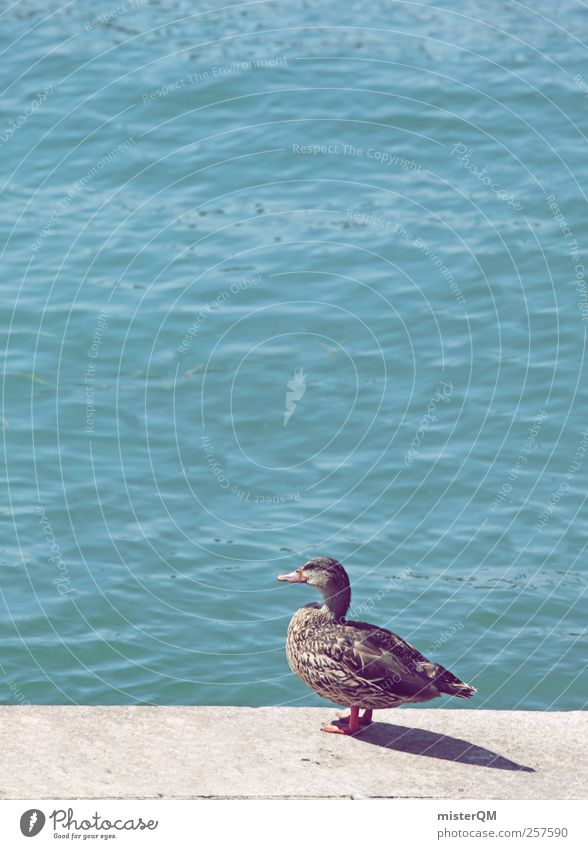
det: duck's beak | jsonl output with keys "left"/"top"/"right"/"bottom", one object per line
{"left": 277, "top": 568, "right": 307, "bottom": 583}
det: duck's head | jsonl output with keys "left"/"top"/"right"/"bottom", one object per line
{"left": 277, "top": 556, "right": 351, "bottom": 619}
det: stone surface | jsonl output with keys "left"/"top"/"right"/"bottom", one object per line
{"left": 0, "top": 706, "right": 585, "bottom": 799}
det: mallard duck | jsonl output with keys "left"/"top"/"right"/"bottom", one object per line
{"left": 277, "top": 556, "right": 476, "bottom": 734}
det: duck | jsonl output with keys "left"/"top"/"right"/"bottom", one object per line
{"left": 277, "top": 556, "right": 476, "bottom": 735}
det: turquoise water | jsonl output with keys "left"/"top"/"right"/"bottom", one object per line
{"left": 2, "top": 1, "right": 587, "bottom": 710}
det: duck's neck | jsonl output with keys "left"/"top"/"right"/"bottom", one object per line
{"left": 320, "top": 583, "right": 351, "bottom": 622}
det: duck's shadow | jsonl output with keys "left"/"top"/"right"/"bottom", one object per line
{"left": 348, "top": 721, "right": 535, "bottom": 772}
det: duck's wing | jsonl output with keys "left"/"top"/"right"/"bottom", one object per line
{"left": 339, "top": 620, "right": 476, "bottom": 699}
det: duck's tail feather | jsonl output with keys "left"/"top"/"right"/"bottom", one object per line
{"left": 417, "top": 661, "right": 477, "bottom": 699}
{"left": 441, "top": 680, "right": 477, "bottom": 699}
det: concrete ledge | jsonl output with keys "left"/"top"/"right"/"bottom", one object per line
{"left": 0, "top": 707, "right": 585, "bottom": 799}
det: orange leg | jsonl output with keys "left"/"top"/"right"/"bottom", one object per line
{"left": 336, "top": 708, "right": 373, "bottom": 726}
{"left": 322, "top": 705, "right": 361, "bottom": 735}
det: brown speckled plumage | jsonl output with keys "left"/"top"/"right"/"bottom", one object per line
{"left": 279, "top": 557, "right": 476, "bottom": 713}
